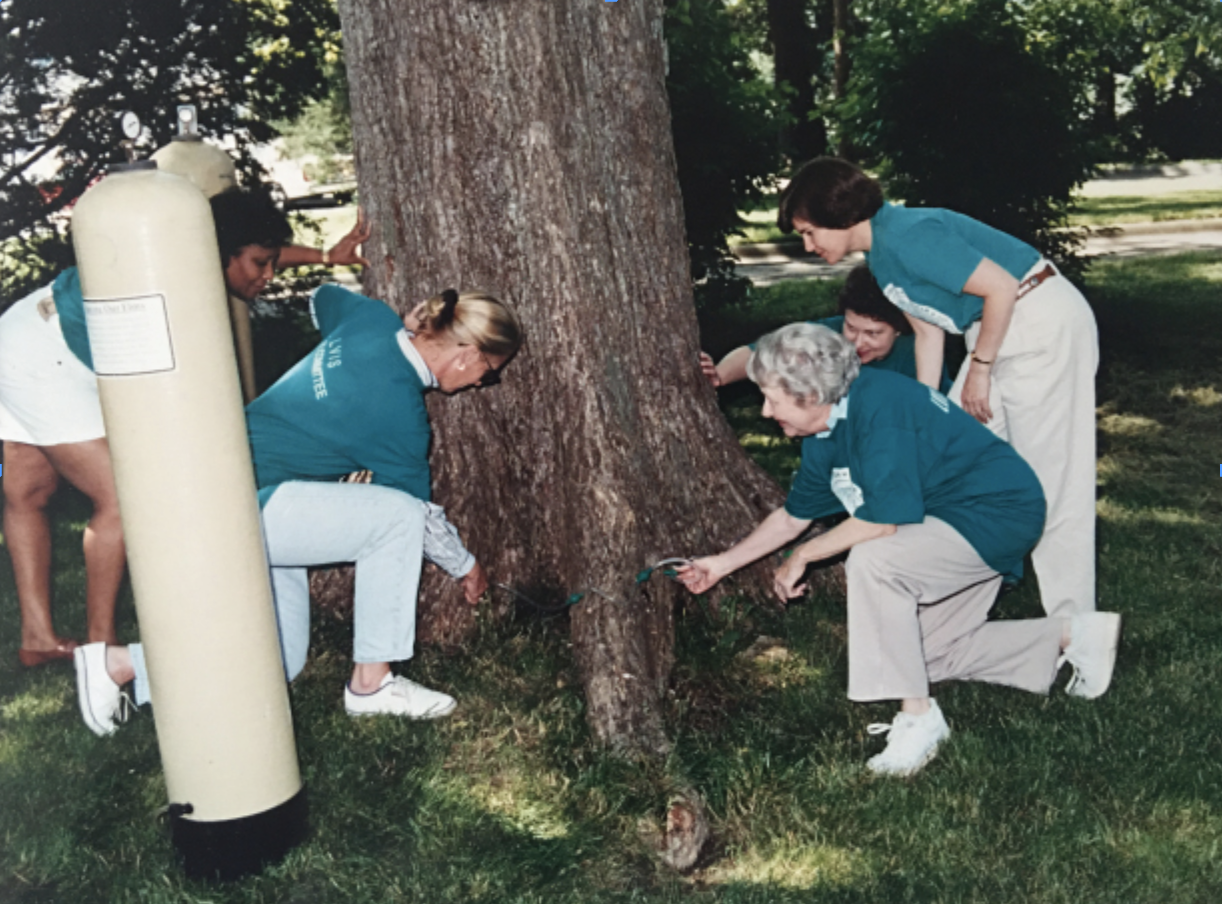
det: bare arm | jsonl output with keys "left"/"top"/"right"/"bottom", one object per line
{"left": 905, "top": 313, "right": 946, "bottom": 390}
{"left": 677, "top": 506, "right": 810, "bottom": 593}
{"left": 715, "top": 346, "right": 752, "bottom": 386}
{"left": 277, "top": 210, "right": 371, "bottom": 270}
{"left": 699, "top": 346, "right": 752, "bottom": 388}
{"left": 773, "top": 517, "right": 896, "bottom": 600}
{"left": 957, "top": 258, "right": 1019, "bottom": 424}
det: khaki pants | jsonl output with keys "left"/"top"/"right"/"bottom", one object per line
{"left": 846, "top": 518, "right": 1063, "bottom": 702}
{"left": 950, "top": 264, "right": 1099, "bottom": 617}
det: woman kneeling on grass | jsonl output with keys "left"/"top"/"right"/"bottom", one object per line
{"left": 677, "top": 323, "right": 1120, "bottom": 777}
{"left": 73, "top": 285, "right": 522, "bottom": 735}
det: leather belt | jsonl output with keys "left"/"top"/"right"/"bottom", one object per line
{"left": 1016, "top": 263, "right": 1056, "bottom": 300}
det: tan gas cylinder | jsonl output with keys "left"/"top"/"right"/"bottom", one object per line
{"left": 71, "top": 161, "right": 305, "bottom": 881}
{"left": 149, "top": 107, "right": 237, "bottom": 197}
{"left": 151, "top": 106, "right": 257, "bottom": 403}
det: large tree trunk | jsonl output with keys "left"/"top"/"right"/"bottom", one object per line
{"left": 325, "top": 0, "right": 805, "bottom": 756}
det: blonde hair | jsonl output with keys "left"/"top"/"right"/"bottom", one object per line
{"left": 414, "top": 289, "right": 522, "bottom": 357}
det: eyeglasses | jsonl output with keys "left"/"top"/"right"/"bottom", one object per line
{"left": 477, "top": 349, "right": 502, "bottom": 386}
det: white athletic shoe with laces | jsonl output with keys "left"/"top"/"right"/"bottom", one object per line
{"left": 344, "top": 673, "right": 456, "bottom": 719}
{"left": 1063, "top": 612, "right": 1122, "bottom": 699}
{"left": 866, "top": 699, "right": 951, "bottom": 777}
{"left": 74, "top": 642, "right": 129, "bottom": 737}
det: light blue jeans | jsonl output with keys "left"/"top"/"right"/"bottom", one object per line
{"left": 132, "top": 481, "right": 426, "bottom": 705}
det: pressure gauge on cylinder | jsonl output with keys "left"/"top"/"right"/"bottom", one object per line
{"left": 120, "top": 111, "right": 141, "bottom": 141}
{"left": 116, "top": 111, "right": 143, "bottom": 163}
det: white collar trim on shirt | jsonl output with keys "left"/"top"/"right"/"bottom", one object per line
{"left": 397, "top": 329, "right": 439, "bottom": 388}
{"left": 816, "top": 395, "right": 850, "bottom": 439}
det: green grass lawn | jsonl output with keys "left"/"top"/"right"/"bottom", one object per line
{"left": 3, "top": 252, "right": 1222, "bottom": 902}
{"left": 1070, "top": 190, "right": 1222, "bottom": 227}
{"left": 730, "top": 190, "right": 1222, "bottom": 247}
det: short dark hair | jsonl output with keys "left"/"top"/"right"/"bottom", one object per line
{"left": 210, "top": 189, "right": 293, "bottom": 263}
{"left": 837, "top": 264, "right": 911, "bottom": 335}
{"left": 778, "top": 157, "right": 884, "bottom": 232}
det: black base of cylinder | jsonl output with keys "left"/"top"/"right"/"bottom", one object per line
{"left": 170, "top": 786, "right": 309, "bottom": 882}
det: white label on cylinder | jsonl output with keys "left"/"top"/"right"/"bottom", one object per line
{"left": 84, "top": 294, "right": 176, "bottom": 376}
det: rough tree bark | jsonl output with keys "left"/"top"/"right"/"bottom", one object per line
{"left": 318, "top": 0, "right": 838, "bottom": 759}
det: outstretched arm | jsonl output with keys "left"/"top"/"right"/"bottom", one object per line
{"left": 677, "top": 506, "right": 810, "bottom": 594}
{"left": 701, "top": 346, "right": 753, "bottom": 388}
{"left": 277, "top": 209, "right": 372, "bottom": 270}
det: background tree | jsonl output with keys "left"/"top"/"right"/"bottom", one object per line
{"left": 1022, "top": 0, "right": 1222, "bottom": 161}
{"left": 327, "top": 0, "right": 801, "bottom": 772}
{"left": 665, "top": 0, "right": 781, "bottom": 310}
{"left": 0, "top": 0, "right": 339, "bottom": 308}
{"left": 728, "top": 0, "right": 845, "bottom": 162}
{"left": 838, "top": 0, "right": 1095, "bottom": 266}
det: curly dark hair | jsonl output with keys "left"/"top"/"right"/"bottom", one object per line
{"left": 837, "top": 264, "right": 911, "bottom": 335}
{"left": 210, "top": 189, "right": 293, "bottom": 264}
{"left": 778, "top": 157, "right": 884, "bottom": 232}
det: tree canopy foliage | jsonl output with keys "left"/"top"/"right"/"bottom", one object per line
{"left": 838, "top": 0, "right": 1096, "bottom": 265}
{"left": 1023, "top": 0, "right": 1222, "bottom": 160}
{"left": 6, "top": 0, "right": 1222, "bottom": 310}
{"left": 0, "top": 0, "right": 339, "bottom": 305}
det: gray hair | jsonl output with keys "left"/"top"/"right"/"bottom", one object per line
{"left": 747, "top": 322, "right": 861, "bottom": 405}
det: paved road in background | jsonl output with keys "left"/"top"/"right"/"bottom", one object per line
{"left": 736, "top": 221, "right": 1222, "bottom": 287}
{"left": 736, "top": 161, "right": 1222, "bottom": 285}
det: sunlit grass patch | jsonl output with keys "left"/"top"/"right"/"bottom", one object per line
{"left": 1071, "top": 190, "right": 1222, "bottom": 227}
{"left": 700, "top": 838, "right": 871, "bottom": 889}
{"left": 1169, "top": 384, "right": 1222, "bottom": 407}
{"left": 732, "top": 640, "right": 825, "bottom": 693}
{"left": 1104, "top": 801, "right": 1222, "bottom": 878}
{"left": 1098, "top": 412, "right": 1163, "bottom": 436}
{"left": 1096, "top": 498, "right": 1208, "bottom": 528}
{"left": 0, "top": 685, "right": 70, "bottom": 723}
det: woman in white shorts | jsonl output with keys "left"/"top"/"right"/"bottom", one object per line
{"left": 2, "top": 190, "right": 369, "bottom": 667}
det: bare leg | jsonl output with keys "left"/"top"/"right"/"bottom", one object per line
{"left": 350, "top": 662, "right": 392, "bottom": 693}
{"left": 3, "top": 441, "right": 66, "bottom": 651}
{"left": 105, "top": 645, "right": 136, "bottom": 685}
{"left": 44, "top": 439, "right": 124, "bottom": 644}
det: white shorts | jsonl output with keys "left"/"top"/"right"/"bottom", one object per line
{"left": 0, "top": 283, "right": 106, "bottom": 446}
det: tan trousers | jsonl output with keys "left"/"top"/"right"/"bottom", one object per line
{"left": 846, "top": 518, "right": 1063, "bottom": 702}
{"left": 950, "top": 265, "right": 1099, "bottom": 617}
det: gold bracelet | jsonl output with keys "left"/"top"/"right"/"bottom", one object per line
{"left": 971, "top": 353, "right": 993, "bottom": 367}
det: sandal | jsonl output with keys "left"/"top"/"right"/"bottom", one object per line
{"left": 18, "top": 639, "right": 81, "bottom": 668}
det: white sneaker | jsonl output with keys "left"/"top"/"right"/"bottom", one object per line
{"left": 1064, "top": 612, "right": 1122, "bottom": 699}
{"left": 74, "top": 643, "right": 126, "bottom": 737}
{"left": 866, "top": 699, "right": 951, "bottom": 777}
{"left": 344, "top": 673, "right": 456, "bottom": 719}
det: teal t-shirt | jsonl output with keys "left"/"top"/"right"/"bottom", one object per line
{"left": 866, "top": 203, "right": 1041, "bottom": 334}
{"left": 53, "top": 268, "right": 94, "bottom": 370}
{"left": 246, "top": 284, "right": 432, "bottom": 507}
{"left": 783, "top": 368, "right": 1045, "bottom": 578}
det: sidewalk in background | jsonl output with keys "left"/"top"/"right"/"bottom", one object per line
{"left": 734, "top": 218, "right": 1222, "bottom": 287}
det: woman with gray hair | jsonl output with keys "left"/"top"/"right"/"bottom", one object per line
{"left": 678, "top": 323, "right": 1121, "bottom": 777}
